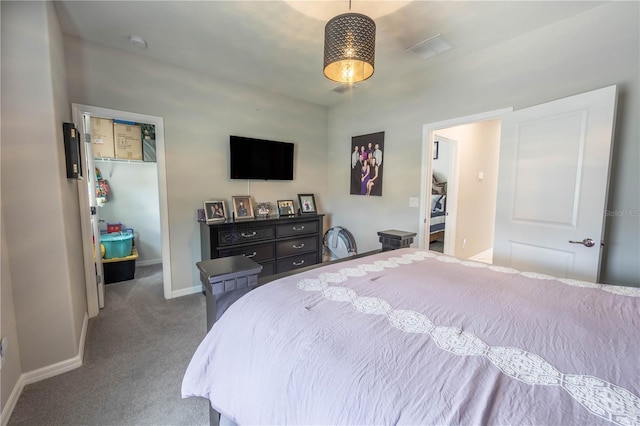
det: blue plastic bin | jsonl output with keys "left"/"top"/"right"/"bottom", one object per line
{"left": 100, "top": 231, "right": 134, "bottom": 259}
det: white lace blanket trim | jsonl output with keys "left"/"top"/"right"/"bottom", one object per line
{"left": 296, "top": 251, "right": 640, "bottom": 426}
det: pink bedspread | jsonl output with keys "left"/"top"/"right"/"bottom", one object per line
{"left": 182, "top": 249, "right": 640, "bottom": 425}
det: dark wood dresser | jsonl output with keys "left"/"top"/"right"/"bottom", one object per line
{"left": 200, "top": 214, "right": 324, "bottom": 279}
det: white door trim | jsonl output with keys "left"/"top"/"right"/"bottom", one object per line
{"left": 72, "top": 104, "right": 172, "bottom": 302}
{"left": 419, "top": 108, "right": 513, "bottom": 249}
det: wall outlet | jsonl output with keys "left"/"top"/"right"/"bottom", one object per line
{"left": 409, "top": 197, "right": 419, "bottom": 208}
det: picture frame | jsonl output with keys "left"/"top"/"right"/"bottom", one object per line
{"left": 350, "top": 131, "right": 385, "bottom": 196}
{"left": 277, "top": 199, "right": 295, "bottom": 217}
{"left": 255, "top": 202, "right": 272, "bottom": 219}
{"left": 232, "top": 195, "right": 254, "bottom": 220}
{"left": 297, "top": 194, "right": 317, "bottom": 215}
{"left": 204, "top": 201, "right": 227, "bottom": 223}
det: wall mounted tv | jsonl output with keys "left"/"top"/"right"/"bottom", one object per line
{"left": 229, "top": 135, "right": 294, "bottom": 180}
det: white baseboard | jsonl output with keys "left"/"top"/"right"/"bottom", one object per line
{"left": 469, "top": 248, "right": 494, "bottom": 264}
{"left": 0, "top": 312, "right": 88, "bottom": 426}
{"left": 170, "top": 285, "right": 203, "bottom": 299}
{"left": 1, "top": 375, "right": 24, "bottom": 426}
{"left": 136, "top": 258, "right": 162, "bottom": 267}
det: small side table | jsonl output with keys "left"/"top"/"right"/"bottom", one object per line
{"left": 377, "top": 229, "right": 417, "bottom": 252}
{"left": 196, "top": 256, "right": 263, "bottom": 331}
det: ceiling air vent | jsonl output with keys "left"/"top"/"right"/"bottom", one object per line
{"left": 331, "top": 84, "right": 357, "bottom": 94}
{"left": 407, "top": 34, "right": 453, "bottom": 59}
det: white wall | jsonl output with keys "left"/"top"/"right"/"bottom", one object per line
{"left": 327, "top": 2, "right": 639, "bottom": 286}
{"left": 96, "top": 160, "right": 162, "bottom": 265}
{"left": 64, "top": 36, "right": 329, "bottom": 294}
{"left": 1, "top": 0, "right": 87, "bottom": 412}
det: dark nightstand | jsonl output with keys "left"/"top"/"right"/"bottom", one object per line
{"left": 196, "top": 256, "right": 263, "bottom": 331}
{"left": 377, "top": 229, "right": 417, "bottom": 251}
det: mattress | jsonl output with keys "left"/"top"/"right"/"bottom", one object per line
{"left": 182, "top": 249, "right": 640, "bottom": 425}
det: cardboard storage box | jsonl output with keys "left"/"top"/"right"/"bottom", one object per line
{"left": 114, "top": 123, "right": 143, "bottom": 160}
{"left": 91, "top": 117, "right": 115, "bottom": 158}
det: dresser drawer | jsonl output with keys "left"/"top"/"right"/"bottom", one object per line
{"left": 276, "top": 252, "right": 319, "bottom": 274}
{"left": 218, "top": 226, "right": 275, "bottom": 246}
{"left": 276, "top": 236, "right": 318, "bottom": 258}
{"left": 218, "top": 243, "right": 274, "bottom": 262}
{"left": 276, "top": 221, "right": 319, "bottom": 238}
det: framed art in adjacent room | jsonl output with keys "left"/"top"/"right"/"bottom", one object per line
{"left": 298, "top": 194, "right": 317, "bottom": 215}
{"left": 277, "top": 200, "right": 295, "bottom": 216}
{"left": 232, "top": 196, "right": 254, "bottom": 220}
{"left": 204, "top": 201, "right": 227, "bottom": 223}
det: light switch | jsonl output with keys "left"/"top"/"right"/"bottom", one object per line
{"left": 409, "top": 197, "right": 419, "bottom": 207}
{"left": 478, "top": 172, "right": 484, "bottom": 181}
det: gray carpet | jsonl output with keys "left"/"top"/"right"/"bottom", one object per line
{"left": 429, "top": 240, "right": 444, "bottom": 253}
{"left": 8, "top": 264, "right": 210, "bottom": 426}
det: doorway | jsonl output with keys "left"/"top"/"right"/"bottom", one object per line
{"left": 419, "top": 86, "right": 617, "bottom": 282}
{"left": 419, "top": 108, "right": 511, "bottom": 258}
{"left": 72, "top": 104, "right": 171, "bottom": 317}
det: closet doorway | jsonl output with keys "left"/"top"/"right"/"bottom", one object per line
{"left": 72, "top": 104, "right": 171, "bottom": 317}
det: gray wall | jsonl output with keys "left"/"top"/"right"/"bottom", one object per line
{"left": 1, "top": 0, "right": 87, "bottom": 413}
{"left": 327, "top": 1, "right": 639, "bottom": 286}
{"left": 63, "top": 35, "right": 330, "bottom": 294}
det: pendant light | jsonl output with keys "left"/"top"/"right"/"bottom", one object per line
{"left": 323, "top": 1, "right": 376, "bottom": 84}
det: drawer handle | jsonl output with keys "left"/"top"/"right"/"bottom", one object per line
{"left": 292, "top": 243, "right": 305, "bottom": 249}
{"left": 241, "top": 231, "right": 257, "bottom": 238}
{"left": 293, "top": 260, "right": 305, "bottom": 266}
{"left": 292, "top": 226, "right": 305, "bottom": 231}
{"left": 244, "top": 252, "right": 257, "bottom": 258}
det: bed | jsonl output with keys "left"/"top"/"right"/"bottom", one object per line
{"left": 182, "top": 248, "right": 640, "bottom": 425}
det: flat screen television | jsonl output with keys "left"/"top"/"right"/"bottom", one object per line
{"left": 229, "top": 135, "right": 294, "bottom": 180}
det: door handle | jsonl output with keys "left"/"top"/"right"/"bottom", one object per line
{"left": 568, "top": 238, "right": 595, "bottom": 248}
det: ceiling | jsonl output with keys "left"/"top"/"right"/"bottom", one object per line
{"left": 54, "top": 1, "right": 606, "bottom": 107}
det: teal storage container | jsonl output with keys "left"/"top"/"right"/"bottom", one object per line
{"left": 100, "top": 231, "right": 133, "bottom": 259}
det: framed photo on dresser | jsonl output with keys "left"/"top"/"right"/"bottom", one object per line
{"left": 277, "top": 200, "right": 295, "bottom": 217}
{"left": 204, "top": 201, "right": 227, "bottom": 223}
{"left": 232, "top": 196, "right": 254, "bottom": 220}
{"left": 298, "top": 194, "right": 317, "bottom": 215}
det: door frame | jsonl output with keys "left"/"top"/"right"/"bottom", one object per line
{"left": 72, "top": 104, "right": 172, "bottom": 308}
{"left": 419, "top": 107, "right": 512, "bottom": 250}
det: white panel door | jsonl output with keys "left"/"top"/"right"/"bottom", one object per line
{"left": 74, "top": 110, "right": 105, "bottom": 316}
{"left": 493, "top": 85, "right": 617, "bottom": 282}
